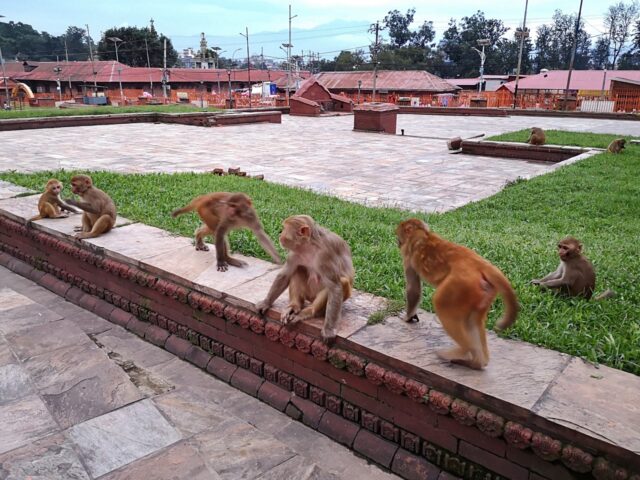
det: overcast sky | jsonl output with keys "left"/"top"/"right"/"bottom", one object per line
{"left": 2, "top": 1, "right": 610, "bottom": 61}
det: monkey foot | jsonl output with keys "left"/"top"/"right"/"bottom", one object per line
{"left": 405, "top": 314, "right": 420, "bottom": 323}
{"left": 321, "top": 328, "right": 337, "bottom": 344}
{"left": 217, "top": 264, "right": 229, "bottom": 272}
{"left": 195, "top": 244, "right": 209, "bottom": 251}
{"left": 450, "top": 358, "right": 484, "bottom": 370}
{"left": 73, "top": 226, "right": 83, "bottom": 232}
{"left": 281, "top": 307, "right": 301, "bottom": 325}
{"left": 436, "top": 348, "right": 470, "bottom": 362}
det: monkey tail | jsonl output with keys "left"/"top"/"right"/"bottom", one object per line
{"left": 485, "top": 268, "right": 519, "bottom": 331}
{"left": 594, "top": 289, "right": 615, "bottom": 301}
{"left": 29, "top": 214, "right": 43, "bottom": 221}
{"left": 171, "top": 203, "right": 195, "bottom": 218}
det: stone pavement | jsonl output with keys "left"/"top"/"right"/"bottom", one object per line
{"left": 0, "top": 265, "right": 401, "bottom": 480}
{"left": 1, "top": 114, "right": 636, "bottom": 212}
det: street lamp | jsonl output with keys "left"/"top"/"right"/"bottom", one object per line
{"left": 200, "top": 80, "right": 205, "bottom": 109}
{"left": 0, "top": 14, "right": 10, "bottom": 110}
{"left": 227, "top": 69, "right": 233, "bottom": 108}
{"left": 472, "top": 39, "right": 491, "bottom": 94}
{"left": 108, "top": 37, "right": 125, "bottom": 102}
{"left": 239, "top": 27, "right": 251, "bottom": 108}
{"left": 281, "top": 42, "right": 294, "bottom": 105}
{"left": 357, "top": 79, "right": 362, "bottom": 104}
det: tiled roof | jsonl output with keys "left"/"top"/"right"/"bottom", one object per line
{"left": 314, "top": 70, "right": 459, "bottom": 93}
{"left": 499, "top": 70, "right": 640, "bottom": 92}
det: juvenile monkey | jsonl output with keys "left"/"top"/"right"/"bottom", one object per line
{"left": 607, "top": 138, "right": 625, "bottom": 154}
{"left": 527, "top": 127, "right": 546, "bottom": 146}
{"left": 172, "top": 192, "right": 281, "bottom": 272}
{"left": 257, "top": 215, "right": 354, "bottom": 343}
{"left": 532, "top": 237, "right": 613, "bottom": 300}
{"left": 30, "top": 179, "right": 80, "bottom": 221}
{"left": 64, "top": 174, "right": 117, "bottom": 240}
{"left": 397, "top": 219, "right": 518, "bottom": 370}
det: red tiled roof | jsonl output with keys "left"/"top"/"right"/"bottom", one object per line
{"left": 314, "top": 70, "right": 459, "bottom": 93}
{"left": 499, "top": 70, "right": 640, "bottom": 92}
{"left": 291, "top": 96, "right": 319, "bottom": 107}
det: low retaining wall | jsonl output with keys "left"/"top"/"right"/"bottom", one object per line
{"left": 461, "top": 140, "right": 591, "bottom": 163}
{"left": 398, "top": 106, "right": 640, "bottom": 121}
{"left": 0, "top": 111, "right": 281, "bottom": 131}
{"left": 0, "top": 194, "right": 638, "bottom": 480}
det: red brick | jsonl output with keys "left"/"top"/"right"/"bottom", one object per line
{"left": 264, "top": 364, "right": 279, "bottom": 383}
{"left": 438, "top": 472, "right": 461, "bottom": 480}
{"left": 391, "top": 448, "right": 441, "bottom": 480}
{"left": 292, "top": 362, "right": 341, "bottom": 396}
{"left": 236, "top": 351, "right": 250, "bottom": 369}
{"left": 257, "top": 381, "right": 291, "bottom": 411}
{"left": 318, "top": 411, "right": 360, "bottom": 448}
{"left": 506, "top": 446, "right": 574, "bottom": 480}
{"left": 401, "top": 430, "right": 421, "bottom": 454}
{"left": 309, "top": 386, "right": 326, "bottom": 406}
{"left": 206, "top": 356, "right": 236, "bottom": 382}
{"left": 437, "top": 415, "right": 505, "bottom": 457}
{"left": 27, "top": 268, "right": 46, "bottom": 283}
{"left": 224, "top": 346, "right": 237, "bottom": 364}
{"left": 353, "top": 429, "right": 399, "bottom": 468}
{"left": 145, "top": 325, "right": 170, "bottom": 347}
{"left": 64, "top": 286, "right": 84, "bottom": 303}
{"left": 76, "top": 293, "right": 98, "bottom": 312}
{"left": 459, "top": 441, "right": 528, "bottom": 480}
{"left": 109, "top": 309, "right": 135, "bottom": 328}
{"left": 230, "top": 368, "right": 264, "bottom": 397}
{"left": 185, "top": 345, "right": 212, "bottom": 369}
{"left": 92, "top": 299, "right": 115, "bottom": 319}
{"left": 278, "top": 371, "right": 293, "bottom": 391}
{"left": 291, "top": 395, "right": 325, "bottom": 429}
{"left": 249, "top": 358, "right": 263, "bottom": 377}
{"left": 285, "top": 403, "right": 303, "bottom": 421}
{"left": 293, "top": 378, "right": 309, "bottom": 398}
{"left": 326, "top": 395, "right": 342, "bottom": 414}
{"left": 165, "top": 335, "right": 193, "bottom": 359}
{"left": 380, "top": 420, "right": 400, "bottom": 443}
{"left": 361, "top": 411, "right": 381, "bottom": 434}
{"left": 40, "top": 273, "right": 71, "bottom": 297}
{"left": 529, "top": 474, "right": 550, "bottom": 480}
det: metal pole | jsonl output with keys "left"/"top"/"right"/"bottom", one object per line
{"left": 245, "top": 27, "right": 251, "bottom": 108}
{"left": 0, "top": 46, "right": 11, "bottom": 109}
{"left": 144, "top": 37, "right": 153, "bottom": 93}
{"left": 287, "top": 5, "right": 295, "bottom": 106}
{"left": 513, "top": 0, "right": 529, "bottom": 109}
{"left": 227, "top": 70, "right": 232, "bottom": 108}
{"left": 600, "top": 69, "right": 608, "bottom": 99}
{"left": 64, "top": 37, "right": 69, "bottom": 62}
{"left": 163, "top": 38, "right": 167, "bottom": 99}
{"left": 563, "top": 0, "right": 584, "bottom": 110}
{"left": 85, "top": 24, "right": 97, "bottom": 89}
{"left": 372, "top": 21, "right": 379, "bottom": 102}
{"left": 479, "top": 44, "right": 486, "bottom": 94}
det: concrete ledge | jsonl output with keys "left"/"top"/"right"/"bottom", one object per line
{"left": 399, "top": 106, "right": 640, "bottom": 121}
{"left": 0, "top": 190, "right": 638, "bottom": 480}
{"left": 461, "top": 139, "right": 591, "bottom": 163}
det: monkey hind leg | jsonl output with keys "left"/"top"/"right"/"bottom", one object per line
{"left": 434, "top": 306, "right": 484, "bottom": 369}
{"left": 75, "top": 215, "right": 114, "bottom": 240}
{"left": 282, "top": 269, "right": 308, "bottom": 325}
{"left": 194, "top": 224, "right": 212, "bottom": 251}
{"left": 449, "top": 312, "right": 489, "bottom": 369}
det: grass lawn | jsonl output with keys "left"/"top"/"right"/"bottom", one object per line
{"left": 1, "top": 130, "right": 639, "bottom": 374}
{"left": 0, "top": 104, "right": 220, "bottom": 119}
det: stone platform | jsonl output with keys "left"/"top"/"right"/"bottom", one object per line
{"left": 0, "top": 188, "right": 638, "bottom": 480}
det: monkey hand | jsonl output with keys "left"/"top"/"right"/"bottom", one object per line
{"left": 530, "top": 279, "right": 541, "bottom": 286}
{"left": 404, "top": 313, "right": 420, "bottom": 323}
{"left": 73, "top": 226, "right": 83, "bottom": 232}
{"left": 281, "top": 305, "right": 301, "bottom": 325}
{"left": 321, "top": 326, "right": 337, "bottom": 345}
{"left": 256, "top": 299, "right": 272, "bottom": 316}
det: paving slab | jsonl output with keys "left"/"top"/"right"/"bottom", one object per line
{"left": 0, "top": 302, "right": 64, "bottom": 335}
{"left": 532, "top": 357, "right": 640, "bottom": 454}
{"left": 257, "top": 454, "right": 340, "bottom": 480}
{"left": 0, "top": 363, "right": 34, "bottom": 405}
{"left": 6, "top": 319, "right": 90, "bottom": 361}
{"left": 0, "top": 338, "right": 17, "bottom": 367}
{"left": 95, "top": 325, "right": 176, "bottom": 370}
{"left": 66, "top": 398, "right": 182, "bottom": 478}
{"left": 0, "top": 394, "right": 58, "bottom": 455}
{"left": 0, "top": 287, "right": 35, "bottom": 311}
{"left": 0, "top": 180, "right": 34, "bottom": 200}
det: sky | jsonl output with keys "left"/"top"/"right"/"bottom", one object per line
{"left": 2, "top": 1, "right": 610, "bottom": 62}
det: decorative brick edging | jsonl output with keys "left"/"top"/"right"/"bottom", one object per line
{"left": 0, "top": 215, "right": 637, "bottom": 480}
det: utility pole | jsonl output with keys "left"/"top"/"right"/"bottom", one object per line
{"left": 563, "top": 0, "right": 584, "bottom": 110}
{"left": 108, "top": 37, "right": 124, "bottom": 103}
{"left": 0, "top": 45, "right": 10, "bottom": 110}
{"left": 473, "top": 39, "right": 491, "bottom": 94}
{"left": 284, "top": 4, "right": 297, "bottom": 105}
{"left": 85, "top": 24, "right": 97, "bottom": 89}
{"left": 372, "top": 21, "right": 380, "bottom": 102}
{"left": 64, "top": 37, "right": 69, "bottom": 63}
{"left": 144, "top": 37, "right": 153, "bottom": 93}
{"left": 240, "top": 27, "right": 251, "bottom": 108}
{"left": 512, "top": 0, "right": 529, "bottom": 109}
{"left": 162, "top": 38, "right": 168, "bottom": 99}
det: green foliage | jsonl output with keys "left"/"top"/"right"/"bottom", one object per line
{"left": 368, "top": 299, "right": 405, "bottom": 325}
{"left": 2, "top": 152, "right": 640, "bottom": 372}
{"left": 0, "top": 104, "right": 220, "bottom": 119}
{"left": 96, "top": 26, "right": 178, "bottom": 67}
{"left": 534, "top": 10, "right": 591, "bottom": 71}
{"left": 487, "top": 129, "right": 638, "bottom": 149}
{"left": 0, "top": 22, "right": 92, "bottom": 61}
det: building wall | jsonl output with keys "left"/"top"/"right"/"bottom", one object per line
{"left": 290, "top": 98, "right": 321, "bottom": 116}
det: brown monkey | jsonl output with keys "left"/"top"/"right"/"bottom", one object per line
{"left": 30, "top": 179, "right": 80, "bottom": 221}
{"left": 64, "top": 174, "right": 117, "bottom": 240}
{"left": 531, "top": 237, "right": 614, "bottom": 300}
{"left": 256, "top": 215, "right": 354, "bottom": 343}
{"left": 527, "top": 127, "right": 546, "bottom": 146}
{"left": 607, "top": 138, "right": 625, "bottom": 154}
{"left": 397, "top": 219, "right": 518, "bottom": 370}
{"left": 171, "top": 192, "right": 280, "bottom": 272}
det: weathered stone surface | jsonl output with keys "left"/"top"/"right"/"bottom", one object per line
{"left": 533, "top": 357, "right": 640, "bottom": 456}
{"left": 0, "top": 287, "right": 34, "bottom": 311}
{"left": 99, "top": 440, "right": 220, "bottom": 480}
{"left": 192, "top": 418, "right": 296, "bottom": 480}
{"left": 0, "top": 394, "right": 58, "bottom": 455}
{"left": 0, "top": 363, "right": 34, "bottom": 405}
{"left": 223, "top": 267, "right": 288, "bottom": 312}
{"left": 95, "top": 326, "right": 176, "bottom": 369}
{"left": 222, "top": 393, "right": 292, "bottom": 435}
{"left": 0, "top": 302, "right": 63, "bottom": 335}
{"left": 0, "top": 180, "right": 34, "bottom": 200}
{"left": 6, "top": 319, "right": 89, "bottom": 360}
{"left": 349, "top": 314, "right": 570, "bottom": 410}
{"left": 257, "top": 455, "right": 340, "bottom": 480}
{"left": 67, "top": 399, "right": 182, "bottom": 478}
{"left": 0, "top": 433, "right": 90, "bottom": 480}
{"left": 0, "top": 338, "right": 16, "bottom": 367}
{"left": 65, "top": 309, "right": 114, "bottom": 335}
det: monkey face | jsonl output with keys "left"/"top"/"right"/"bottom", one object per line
{"left": 70, "top": 175, "right": 92, "bottom": 195}
{"left": 557, "top": 240, "right": 580, "bottom": 260}
{"left": 47, "top": 181, "right": 62, "bottom": 195}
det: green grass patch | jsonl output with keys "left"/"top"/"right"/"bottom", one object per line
{"left": 368, "top": 299, "right": 405, "bottom": 325}
{"left": 0, "top": 104, "right": 220, "bottom": 119}
{"left": 2, "top": 131, "right": 639, "bottom": 374}
{"left": 487, "top": 129, "right": 637, "bottom": 149}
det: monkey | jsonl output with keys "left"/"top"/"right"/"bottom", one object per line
{"left": 64, "top": 174, "right": 117, "bottom": 240}
{"left": 396, "top": 219, "right": 518, "bottom": 370}
{"left": 531, "top": 237, "right": 614, "bottom": 300}
{"left": 527, "top": 127, "right": 546, "bottom": 146}
{"left": 256, "top": 215, "right": 354, "bottom": 343}
{"left": 30, "top": 179, "right": 80, "bottom": 221}
{"left": 171, "top": 192, "right": 281, "bottom": 272}
{"left": 607, "top": 138, "right": 625, "bottom": 154}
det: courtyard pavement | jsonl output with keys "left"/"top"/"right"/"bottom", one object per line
{"left": 0, "top": 114, "right": 637, "bottom": 212}
{"left": 0, "top": 265, "right": 400, "bottom": 480}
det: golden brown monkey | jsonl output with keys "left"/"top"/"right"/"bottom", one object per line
{"left": 171, "top": 192, "right": 281, "bottom": 272}
{"left": 65, "top": 175, "right": 117, "bottom": 240}
{"left": 607, "top": 138, "right": 625, "bottom": 154}
{"left": 30, "top": 179, "right": 80, "bottom": 221}
{"left": 397, "top": 219, "right": 518, "bottom": 370}
{"left": 257, "top": 215, "right": 354, "bottom": 343}
{"left": 527, "top": 127, "right": 546, "bottom": 146}
{"left": 532, "top": 237, "right": 604, "bottom": 299}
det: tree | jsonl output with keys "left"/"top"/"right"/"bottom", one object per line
{"left": 533, "top": 10, "right": 591, "bottom": 71}
{"left": 603, "top": 1, "right": 640, "bottom": 68}
{"left": 332, "top": 50, "right": 366, "bottom": 71}
{"left": 618, "top": 18, "right": 640, "bottom": 67}
{"left": 383, "top": 9, "right": 416, "bottom": 48}
{"left": 591, "top": 37, "right": 611, "bottom": 69}
{"left": 97, "top": 26, "right": 178, "bottom": 67}
{"left": 0, "top": 21, "right": 92, "bottom": 61}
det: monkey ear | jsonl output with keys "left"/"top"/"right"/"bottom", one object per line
{"left": 299, "top": 225, "right": 310, "bottom": 237}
